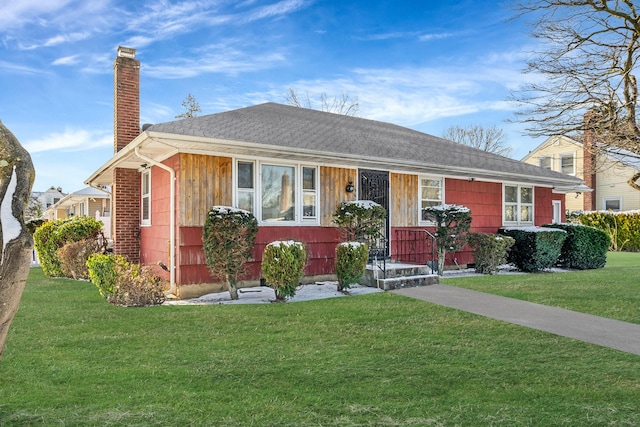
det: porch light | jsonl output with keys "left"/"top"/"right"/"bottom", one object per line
{"left": 345, "top": 181, "right": 355, "bottom": 193}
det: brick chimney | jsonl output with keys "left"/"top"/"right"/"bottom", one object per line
{"left": 583, "top": 113, "right": 597, "bottom": 211}
{"left": 112, "top": 46, "right": 141, "bottom": 262}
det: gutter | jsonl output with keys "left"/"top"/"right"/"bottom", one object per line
{"left": 134, "top": 146, "right": 177, "bottom": 297}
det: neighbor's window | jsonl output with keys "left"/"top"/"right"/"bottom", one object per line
{"left": 420, "top": 176, "right": 444, "bottom": 222}
{"left": 539, "top": 156, "right": 552, "bottom": 170}
{"left": 560, "top": 153, "right": 575, "bottom": 175}
{"left": 237, "top": 161, "right": 255, "bottom": 213}
{"left": 504, "top": 184, "right": 533, "bottom": 225}
{"left": 604, "top": 197, "right": 621, "bottom": 211}
{"left": 141, "top": 169, "right": 151, "bottom": 225}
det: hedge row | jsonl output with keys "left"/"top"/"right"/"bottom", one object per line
{"left": 571, "top": 211, "right": 640, "bottom": 252}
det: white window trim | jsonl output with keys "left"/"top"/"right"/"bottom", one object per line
{"left": 418, "top": 175, "right": 445, "bottom": 225}
{"left": 503, "top": 184, "right": 534, "bottom": 226}
{"left": 234, "top": 159, "right": 320, "bottom": 226}
{"left": 559, "top": 152, "right": 576, "bottom": 176}
{"left": 141, "top": 169, "right": 151, "bottom": 226}
{"left": 603, "top": 196, "right": 622, "bottom": 212}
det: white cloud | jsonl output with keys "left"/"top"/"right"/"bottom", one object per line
{"left": 24, "top": 128, "right": 112, "bottom": 153}
{"left": 0, "top": 0, "right": 74, "bottom": 30}
{"left": 52, "top": 55, "right": 80, "bottom": 66}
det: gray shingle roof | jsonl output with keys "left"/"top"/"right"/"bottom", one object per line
{"left": 147, "top": 102, "right": 583, "bottom": 186}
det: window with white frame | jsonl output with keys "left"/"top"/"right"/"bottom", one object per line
{"left": 420, "top": 176, "right": 444, "bottom": 222}
{"left": 504, "top": 184, "right": 533, "bottom": 224}
{"left": 604, "top": 197, "right": 621, "bottom": 211}
{"left": 79, "top": 202, "right": 86, "bottom": 216}
{"left": 141, "top": 169, "right": 151, "bottom": 225}
{"left": 539, "top": 156, "right": 552, "bottom": 170}
{"left": 560, "top": 153, "right": 575, "bottom": 175}
{"left": 235, "top": 161, "right": 319, "bottom": 224}
{"left": 237, "top": 161, "right": 255, "bottom": 213}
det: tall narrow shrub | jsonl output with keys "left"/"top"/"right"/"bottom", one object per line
{"left": 202, "top": 206, "right": 258, "bottom": 300}
{"left": 261, "top": 241, "right": 307, "bottom": 302}
{"left": 467, "top": 232, "right": 515, "bottom": 274}
{"left": 335, "top": 242, "right": 369, "bottom": 291}
{"left": 422, "top": 204, "right": 472, "bottom": 275}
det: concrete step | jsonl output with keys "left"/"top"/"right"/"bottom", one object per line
{"left": 374, "top": 274, "right": 439, "bottom": 291}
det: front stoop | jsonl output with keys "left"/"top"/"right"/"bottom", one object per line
{"left": 362, "top": 263, "right": 439, "bottom": 291}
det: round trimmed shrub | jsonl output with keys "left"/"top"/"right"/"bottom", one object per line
{"left": 261, "top": 240, "right": 307, "bottom": 301}
{"left": 335, "top": 242, "right": 369, "bottom": 291}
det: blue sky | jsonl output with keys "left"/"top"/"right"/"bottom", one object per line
{"left": 0, "top": 0, "right": 540, "bottom": 194}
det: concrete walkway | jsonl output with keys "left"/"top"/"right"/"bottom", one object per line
{"left": 392, "top": 284, "right": 640, "bottom": 356}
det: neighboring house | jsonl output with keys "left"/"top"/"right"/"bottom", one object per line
{"left": 522, "top": 135, "right": 640, "bottom": 212}
{"left": 45, "top": 186, "right": 111, "bottom": 238}
{"left": 31, "top": 186, "right": 66, "bottom": 219}
{"left": 86, "top": 47, "right": 587, "bottom": 298}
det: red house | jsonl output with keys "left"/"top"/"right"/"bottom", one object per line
{"left": 86, "top": 47, "right": 587, "bottom": 298}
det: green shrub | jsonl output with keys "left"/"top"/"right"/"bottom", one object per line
{"left": 33, "top": 216, "right": 104, "bottom": 277}
{"left": 202, "top": 206, "right": 258, "bottom": 300}
{"left": 57, "top": 238, "right": 103, "bottom": 280}
{"left": 541, "top": 223, "right": 609, "bottom": 269}
{"left": 467, "top": 232, "right": 515, "bottom": 274}
{"left": 87, "top": 253, "right": 165, "bottom": 306}
{"left": 422, "top": 204, "right": 472, "bottom": 275}
{"left": 335, "top": 242, "right": 369, "bottom": 291}
{"left": 87, "top": 253, "right": 121, "bottom": 299}
{"left": 333, "top": 200, "right": 387, "bottom": 245}
{"left": 261, "top": 241, "right": 307, "bottom": 302}
{"left": 573, "top": 211, "right": 640, "bottom": 252}
{"left": 499, "top": 227, "right": 567, "bottom": 273}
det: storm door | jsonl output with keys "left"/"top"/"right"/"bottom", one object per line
{"left": 358, "top": 169, "right": 390, "bottom": 259}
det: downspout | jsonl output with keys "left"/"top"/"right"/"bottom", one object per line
{"left": 134, "top": 146, "right": 177, "bottom": 297}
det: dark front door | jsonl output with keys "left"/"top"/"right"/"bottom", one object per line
{"left": 359, "top": 169, "right": 390, "bottom": 258}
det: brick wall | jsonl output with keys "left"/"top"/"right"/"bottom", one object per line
{"left": 113, "top": 168, "right": 141, "bottom": 263}
{"left": 583, "top": 113, "right": 597, "bottom": 211}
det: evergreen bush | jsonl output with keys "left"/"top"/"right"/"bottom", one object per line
{"left": 499, "top": 227, "right": 566, "bottom": 272}
{"left": 86, "top": 254, "right": 165, "bottom": 306}
{"left": 572, "top": 211, "right": 640, "bottom": 252}
{"left": 422, "top": 204, "right": 472, "bottom": 275}
{"left": 333, "top": 200, "right": 387, "bottom": 245}
{"left": 261, "top": 241, "right": 307, "bottom": 302}
{"left": 33, "top": 216, "right": 104, "bottom": 277}
{"left": 202, "top": 206, "right": 258, "bottom": 300}
{"left": 467, "top": 232, "right": 515, "bottom": 274}
{"left": 335, "top": 242, "right": 369, "bottom": 291}
{"left": 541, "top": 223, "right": 609, "bottom": 269}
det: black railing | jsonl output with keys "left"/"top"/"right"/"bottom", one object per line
{"left": 394, "top": 229, "right": 437, "bottom": 273}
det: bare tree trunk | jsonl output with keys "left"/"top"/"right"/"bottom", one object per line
{"left": 0, "top": 120, "right": 35, "bottom": 359}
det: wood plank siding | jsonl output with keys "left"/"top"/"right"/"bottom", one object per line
{"left": 320, "top": 166, "right": 357, "bottom": 226}
{"left": 179, "top": 153, "right": 232, "bottom": 227}
{"left": 390, "top": 173, "right": 418, "bottom": 227}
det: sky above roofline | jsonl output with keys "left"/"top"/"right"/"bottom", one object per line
{"left": 0, "top": 0, "right": 544, "bottom": 193}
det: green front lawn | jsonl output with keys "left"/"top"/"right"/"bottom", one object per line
{"left": 442, "top": 251, "right": 640, "bottom": 324}
{"left": 1, "top": 263, "right": 639, "bottom": 426}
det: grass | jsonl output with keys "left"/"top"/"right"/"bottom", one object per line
{"left": 441, "top": 251, "right": 640, "bottom": 324}
{"left": 0, "top": 260, "right": 639, "bottom": 426}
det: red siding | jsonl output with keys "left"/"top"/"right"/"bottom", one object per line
{"left": 176, "top": 226, "right": 343, "bottom": 285}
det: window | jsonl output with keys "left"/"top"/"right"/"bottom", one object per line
{"left": 236, "top": 160, "right": 319, "bottom": 224}
{"left": 560, "top": 154, "right": 575, "bottom": 175}
{"left": 302, "top": 167, "right": 317, "bottom": 220}
{"left": 237, "top": 161, "right": 255, "bottom": 213}
{"left": 420, "top": 176, "right": 444, "bottom": 222}
{"left": 504, "top": 184, "right": 533, "bottom": 225}
{"left": 79, "top": 202, "right": 86, "bottom": 216}
{"left": 539, "top": 156, "right": 552, "bottom": 170}
{"left": 141, "top": 170, "right": 151, "bottom": 225}
{"left": 604, "top": 197, "right": 621, "bottom": 211}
